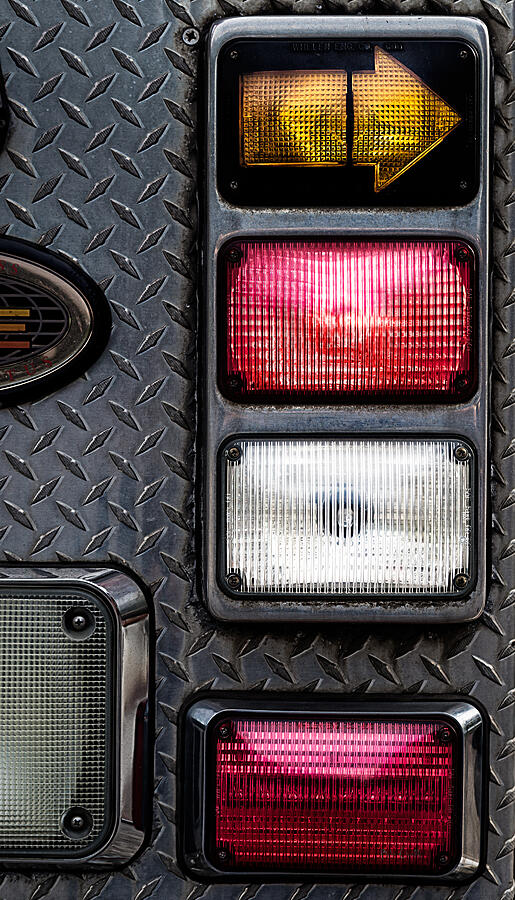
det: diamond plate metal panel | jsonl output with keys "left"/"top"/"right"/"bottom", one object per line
{"left": 0, "top": 0, "right": 512, "bottom": 898}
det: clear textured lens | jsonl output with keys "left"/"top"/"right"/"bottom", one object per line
{"left": 214, "top": 717, "right": 457, "bottom": 872}
{"left": 0, "top": 596, "right": 109, "bottom": 852}
{"left": 225, "top": 438, "right": 471, "bottom": 595}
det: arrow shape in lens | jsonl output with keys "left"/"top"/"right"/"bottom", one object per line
{"left": 353, "top": 47, "right": 461, "bottom": 191}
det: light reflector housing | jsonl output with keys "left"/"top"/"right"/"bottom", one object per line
{"left": 223, "top": 437, "right": 473, "bottom": 597}
{"left": 216, "top": 34, "right": 479, "bottom": 206}
{"left": 182, "top": 697, "right": 486, "bottom": 882}
{"left": 222, "top": 239, "right": 474, "bottom": 402}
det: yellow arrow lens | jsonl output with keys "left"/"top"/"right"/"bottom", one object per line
{"left": 240, "top": 70, "right": 347, "bottom": 166}
{"left": 239, "top": 51, "right": 461, "bottom": 190}
{"left": 353, "top": 47, "right": 461, "bottom": 191}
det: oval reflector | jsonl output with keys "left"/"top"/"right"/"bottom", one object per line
{"left": 0, "top": 237, "right": 111, "bottom": 404}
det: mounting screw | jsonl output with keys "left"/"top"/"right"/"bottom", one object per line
{"left": 229, "top": 179, "right": 239, "bottom": 191}
{"left": 459, "top": 48, "right": 468, "bottom": 60}
{"left": 456, "top": 246, "right": 470, "bottom": 263}
{"left": 454, "top": 445, "right": 470, "bottom": 462}
{"left": 61, "top": 806, "right": 93, "bottom": 840}
{"left": 454, "top": 572, "right": 469, "bottom": 591}
{"left": 226, "top": 572, "right": 241, "bottom": 590}
{"left": 226, "top": 445, "right": 241, "bottom": 462}
{"left": 459, "top": 179, "right": 469, "bottom": 191}
{"left": 438, "top": 853, "right": 450, "bottom": 866}
{"left": 229, "top": 49, "right": 238, "bottom": 60}
{"left": 454, "top": 375, "right": 469, "bottom": 392}
{"left": 71, "top": 614, "right": 87, "bottom": 632}
{"left": 182, "top": 27, "right": 199, "bottom": 46}
{"left": 437, "top": 727, "right": 452, "bottom": 745}
{"left": 217, "top": 848, "right": 230, "bottom": 863}
{"left": 218, "top": 722, "right": 232, "bottom": 740}
{"left": 63, "top": 607, "right": 95, "bottom": 640}
{"left": 227, "top": 374, "right": 243, "bottom": 391}
{"left": 228, "top": 247, "right": 242, "bottom": 264}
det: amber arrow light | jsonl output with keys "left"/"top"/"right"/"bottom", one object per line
{"left": 353, "top": 47, "right": 461, "bottom": 191}
{"left": 239, "top": 48, "right": 461, "bottom": 191}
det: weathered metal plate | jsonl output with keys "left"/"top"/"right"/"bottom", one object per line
{"left": 0, "top": 0, "right": 512, "bottom": 897}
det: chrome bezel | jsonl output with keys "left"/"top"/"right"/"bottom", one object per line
{"left": 180, "top": 695, "right": 487, "bottom": 884}
{"left": 0, "top": 566, "right": 150, "bottom": 868}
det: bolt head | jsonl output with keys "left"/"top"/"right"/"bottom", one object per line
{"left": 437, "top": 727, "right": 452, "bottom": 744}
{"left": 229, "top": 49, "right": 238, "bottom": 60}
{"left": 70, "top": 815, "right": 85, "bottom": 831}
{"left": 72, "top": 614, "right": 87, "bottom": 631}
{"left": 454, "top": 445, "right": 469, "bottom": 461}
{"left": 226, "top": 572, "right": 241, "bottom": 589}
{"left": 227, "top": 445, "right": 241, "bottom": 461}
{"left": 454, "top": 573, "right": 469, "bottom": 590}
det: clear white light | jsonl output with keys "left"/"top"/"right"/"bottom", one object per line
{"left": 0, "top": 597, "right": 108, "bottom": 850}
{"left": 225, "top": 439, "right": 472, "bottom": 595}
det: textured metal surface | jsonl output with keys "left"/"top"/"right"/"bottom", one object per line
{"left": 0, "top": 0, "right": 512, "bottom": 898}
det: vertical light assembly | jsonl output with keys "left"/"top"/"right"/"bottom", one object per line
{"left": 203, "top": 16, "right": 489, "bottom": 624}
{"left": 0, "top": 568, "right": 150, "bottom": 866}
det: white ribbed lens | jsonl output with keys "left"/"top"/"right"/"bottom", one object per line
{"left": 225, "top": 439, "right": 472, "bottom": 595}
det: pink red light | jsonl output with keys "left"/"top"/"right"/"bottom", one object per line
{"left": 223, "top": 240, "right": 473, "bottom": 400}
{"left": 214, "top": 718, "right": 456, "bottom": 872}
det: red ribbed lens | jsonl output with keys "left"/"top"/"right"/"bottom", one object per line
{"left": 213, "top": 717, "right": 457, "bottom": 873}
{"left": 222, "top": 239, "right": 474, "bottom": 401}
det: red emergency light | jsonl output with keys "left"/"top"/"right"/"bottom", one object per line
{"left": 221, "top": 239, "right": 474, "bottom": 402}
{"left": 182, "top": 699, "right": 485, "bottom": 882}
{"left": 213, "top": 716, "right": 457, "bottom": 873}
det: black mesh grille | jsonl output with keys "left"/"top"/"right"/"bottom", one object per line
{"left": 0, "top": 276, "right": 69, "bottom": 364}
